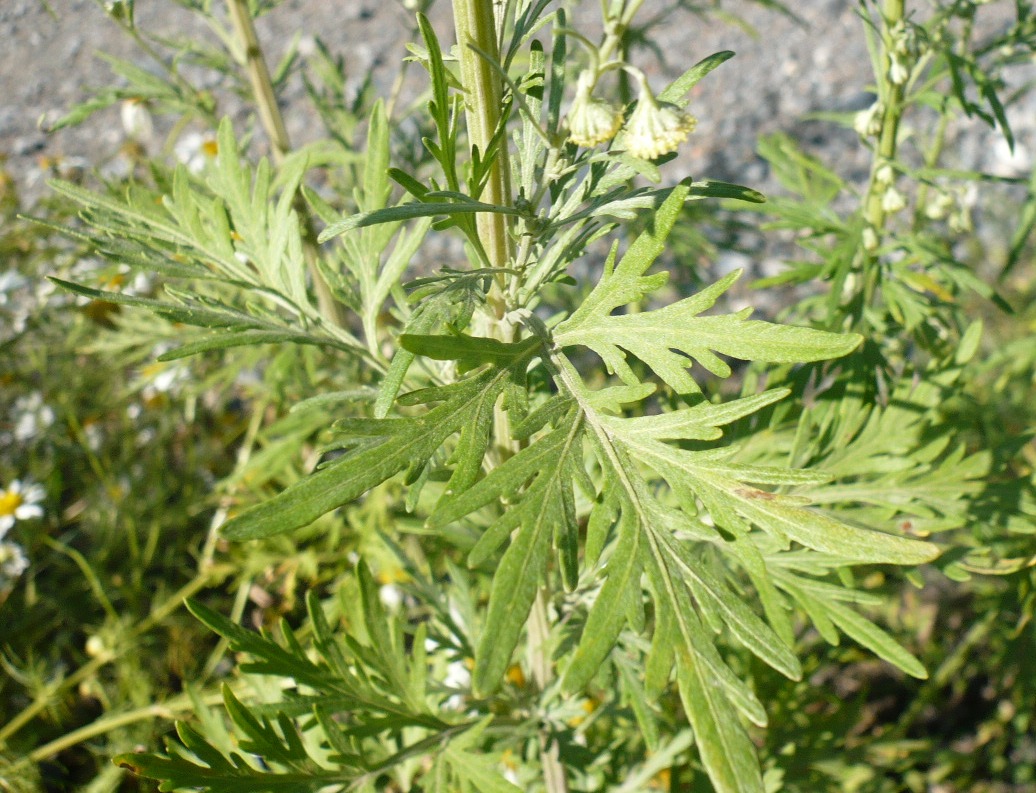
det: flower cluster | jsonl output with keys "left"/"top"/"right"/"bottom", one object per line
{"left": 888, "top": 19, "right": 920, "bottom": 86}
{"left": 565, "top": 69, "right": 697, "bottom": 161}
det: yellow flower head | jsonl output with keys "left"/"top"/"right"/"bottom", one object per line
{"left": 621, "top": 79, "right": 697, "bottom": 160}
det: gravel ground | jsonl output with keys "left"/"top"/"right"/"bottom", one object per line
{"left": 1, "top": 1, "right": 1033, "bottom": 213}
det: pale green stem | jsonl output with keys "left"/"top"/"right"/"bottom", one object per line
{"left": 26, "top": 703, "right": 179, "bottom": 764}
{"left": 859, "top": 0, "right": 907, "bottom": 310}
{"left": 452, "top": 0, "right": 514, "bottom": 317}
{"left": 225, "top": 0, "right": 348, "bottom": 330}
{"left": 529, "top": 586, "right": 567, "bottom": 793}
{"left": 451, "top": 3, "right": 564, "bottom": 790}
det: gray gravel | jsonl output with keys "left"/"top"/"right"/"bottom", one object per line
{"left": 1, "top": 1, "right": 1032, "bottom": 211}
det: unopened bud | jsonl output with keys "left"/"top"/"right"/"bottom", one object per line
{"left": 882, "top": 186, "right": 907, "bottom": 213}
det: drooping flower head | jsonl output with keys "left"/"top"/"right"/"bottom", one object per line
{"left": 566, "top": 71, "right": 623, "bottom": 148}
{"left": 620, "top": 73, "right": 698, "bottom": 160}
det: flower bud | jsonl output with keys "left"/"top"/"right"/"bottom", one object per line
{"left": 889, "top": 55, "right": 909, "bottom": 86}
{"left": 120, "top": 99, "right": 153, "bottom": 143}
{"left": 882, "top": 186, "right": 907, "bottom": 213}
{"left": 620, "top": 80, "right": 697, "bottom": 160}
{"left": 853, "top": 101, "right": 884, "bottom": 138}
{"left": 862, "top": 226, "right": 880, "bottom": 251}
{"left": 924, "top": 191, "right": 954, "bottom": 220}
{"left": 566, "top": 86, "right": 623, "bottom": 148}
{"left": 85, "top": 635, "right": 107, "bottom": 658}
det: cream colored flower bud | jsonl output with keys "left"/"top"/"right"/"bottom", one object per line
{"left": 949, "top": 207, "right": 973, "bottom": 234}
{"left": 621, "top": 82, "right": 697, "bottom": 160}
{"left": 566, "top": 89, "right": 623, "bottom": 148}
{"left": 862, "top": 226, "right": 880, "bottom": 251}
{"left": 924, "top": 191, "right": 954, "bottom": 220}
{"left": 882, "top": 186, "right": 907, "bottom": 213}
{"left": 853, "top": 101, "right": 884, "bottom": 138}
{"left": 120, "top": 99, "right": 153, "bottom": 143}
{"left": 85, "top": 635, "right": 107, "bottom": 658}
{"left": 889, "top": 55, "right": 909, "bottom": 85}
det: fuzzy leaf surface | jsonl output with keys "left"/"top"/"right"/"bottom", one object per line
{"left": 221, "top": 363, "right": 521, "bottom": 540}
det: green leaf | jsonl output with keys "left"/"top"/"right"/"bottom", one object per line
{"left": 562, "top": 502, "right": 641, "bottom": 692}
{"left": 431, "top": 410, "right": 585, "bottom": 695}
{"left": 318, "top": 199, "right": 522, "bottom": 242}
{"left": 221, "top": 365, "right": 517, "bottom": 540}
{"left": 676, "top": 648, "right": 765, "bottom": 793}
{"left": 556, "top": 188, "right": 859, "bottom": 393}
{"left": 823, "top": 597, "right": 928, "bottom": 679}
{"left": 602, "top": 389, "right": 790, "bottom": 442}
{"left": 688, "top": 179, "right": 766, "bottom": 203}
{"left": 443, "top": 746, "right": 523, "bottom": 793}
{"left": 400, "top": 333, "right": 539, "bottom": 370}
{"left": 622, "top": 434, "right": 939, "bottom": 564}
{"left": 658, "top": 51, "right": 736, "bottom": 103}
{"left": 559, "top": 269, "right": 861, "bottom": 394}
{"left": 654, "top": 529, "right": 801, "bottom": 679}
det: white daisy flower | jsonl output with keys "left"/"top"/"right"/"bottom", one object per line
{"left": 12, "top": 392, "right": 55, "bottom": 442}
{"left": 174, "top": 132, "right": 219, "bottom": 174}
{"left": 0, "top": 480, "right": 45, "bottom": 536}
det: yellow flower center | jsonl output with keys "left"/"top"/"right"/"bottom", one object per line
{"left": 0, "top": 490, "right": 23, "bottom": 517}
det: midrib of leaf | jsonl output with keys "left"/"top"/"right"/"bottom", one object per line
{"left": 552, "top": 352, "right": 769, "bottom": 742}
{"left": 621, "top": 434, "right": 939, "bottom": 565}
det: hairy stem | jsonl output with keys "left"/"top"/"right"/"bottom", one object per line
{"left": 453, "top": 0, "right": 514, "bottom": 315}
{"left": 451, "top": 3, "right": 565, "bottom": 791}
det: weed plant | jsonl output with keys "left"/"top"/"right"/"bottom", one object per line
{"left": 1, "top": 0, "right": 1035, "bottom": 791}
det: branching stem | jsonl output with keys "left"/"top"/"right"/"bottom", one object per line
{"left": 860, "top": 0, "right": 907, "bottom": 309}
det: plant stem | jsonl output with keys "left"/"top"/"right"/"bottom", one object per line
{"left": 529, "top": 586, "right": 568, "bottom": 793}
{"left": 225, "top": 0, "right": 348, "bottom": 330}
{"left": 859, "top": 0, "right": 907, "bottom": 311}
{"left": 864, "top": 0, "right": 907, "bottom": 228}
{"left": 452, "top": 0, "right": 514, "bottom": 317}
{"left": 451, "top": 3, "right": 564, "bottom": 790}
{"left": 26, "top": 703, "right": 178, "bottom": 764}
